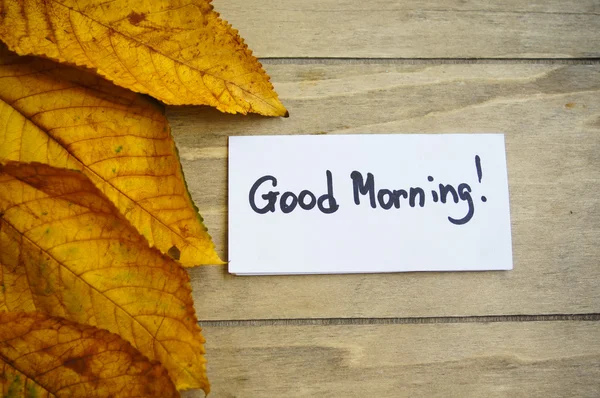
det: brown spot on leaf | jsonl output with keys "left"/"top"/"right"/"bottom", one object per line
{"left": 144, "top": 382, "right": 155, "bottom": 396}
{"left": 63, "top": 356, "right": 90, "bottom": 376}
{"left": 565, "top": 102, "right": 576, "bottom": 109}
{"left": 167, "top": 245, "right": 181, "bottom": 261}
{"left": 127, "top": 11, "right": 146, "bottom": 25}
{"left": 0, "top": 313, "right": 180, "bottom": 395}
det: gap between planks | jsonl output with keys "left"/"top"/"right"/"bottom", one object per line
{"left": 259, "top": 57, "right": 600, "bottom": 65}
{"left": 199, "top": 313, "right": 600, "bottom": 327}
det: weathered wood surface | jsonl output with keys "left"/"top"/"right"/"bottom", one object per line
{"left": 212, "top": 0, "right": 600, "bottom": 58}
{"left": 181, "top": 321, "right": 600, "bottom": 397}
{"left": 170, "top": 63, "right": 600, "bottom": 320}
{"left": 171, "top": 2, "right": 600, "bottom": 396}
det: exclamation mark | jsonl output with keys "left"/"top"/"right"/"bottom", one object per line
{"left": 475, "top": 155, "right": 487, "bottom": 203}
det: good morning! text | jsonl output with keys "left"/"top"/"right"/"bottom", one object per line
{"left": 248, "top": 156, "right": 488, "bottom": 225}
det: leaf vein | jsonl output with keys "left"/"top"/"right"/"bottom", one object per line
{"left": 1, "top": 219, "right": 197, "bottom": 384}
{"left": 50, "top": 0, "right": 281, "bottom": 112}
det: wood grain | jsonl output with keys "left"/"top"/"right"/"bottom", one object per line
{"left": 212, "top": 0, "right": 600, "bottom": 58}
{"left": 169, "top": 63, "right": 600, "bottom": 320}
{"left": 171, "top": 3, "right": 600, "bottom": 395}
{"left": 181, "top": 321, "right": 600, "bottom": 397}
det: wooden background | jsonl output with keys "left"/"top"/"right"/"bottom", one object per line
{"left": 175, "top": 1, "right": 600, "bottom": 396}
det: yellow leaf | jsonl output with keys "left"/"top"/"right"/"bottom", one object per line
{"left": 0, "top": 162, "right": 209, "bottom": 392}
{"left": 0, "top": 0, "right": 287, "bottom": 117}
{"left": 0, "top": 312, "right": 179, "bottom": 397}
{"left": 0, "top": 47, "right": 222, "bottom": 266}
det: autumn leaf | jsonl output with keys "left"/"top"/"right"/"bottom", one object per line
{"left": 0, "top": 312, "right": 179, "bottom": 397}
{"left": 0, "top": 0, "right": 287, "bottom": 117}
{"left": 0, "top": 47, "right": 222, "bottom": 267}
{"left": 0, "top": 163, "right": 209, "bottom": 392}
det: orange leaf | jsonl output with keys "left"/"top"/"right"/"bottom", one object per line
{"left": 0, "top": 0, "right": 287, "bottom": 117}
{"left": 0, "top": 163, "right": 209, "bottom": 392}
{"left": 0, "top": 312, "right": 178, "bottom": 397}
{"left": 0, "top": 47, "right": 222, "bottom": 266}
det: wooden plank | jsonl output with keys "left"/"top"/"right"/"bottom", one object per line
{"left": 213, "top": 0, "right": 600, "bottom": 58}
{"left": 169, "top": 63, "right": 600, "bottom": 320}
{"left": 181, "top": 321, "right": 600, "bottom": 397}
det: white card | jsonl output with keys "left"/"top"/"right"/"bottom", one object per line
{"left": 228, "top": 134, "right": 512, "bottom": 275}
